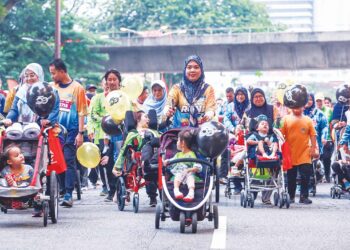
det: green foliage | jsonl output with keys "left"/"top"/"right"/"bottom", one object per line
{"left": 0, "top": 0, "right": 106, "bottom": 87}
{"left": 88, "top": 0, "right": 276, "bottom": 33}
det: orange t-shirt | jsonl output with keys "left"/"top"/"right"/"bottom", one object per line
{"left": 281, "top": 114, "right": 316, "bottom": 166}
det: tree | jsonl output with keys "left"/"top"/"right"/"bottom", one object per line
{"left": 0, "top": 0, "right": 106, "bottom": 88}
{"left": 87, "top": 0, "right": 277, "bottom": 34}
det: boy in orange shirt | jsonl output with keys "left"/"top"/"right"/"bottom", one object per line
{"left": 281, "top": 107, "right": 319, "bottom": 204}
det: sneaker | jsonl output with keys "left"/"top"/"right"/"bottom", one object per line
{"left": 183, "top": 192, "right": 194, "bottom": 203}
{"left": 149, "top": 197, "right": 157, "bottom": 207}
{"left": 60, "top": 193, "right": 73, "bottom": 207}
{"left": 219, "top": 178, "right": 228, "bottom": 185}
{"left": 100, "top": 188, "right": 108, "bottom": 196}
{"left": 290, "top": 198, "right": 295, "bottom": 204}
{"left": 262, "top": 200, "right": 272, "bottom": 205}
{"left": 104, "top": 195, "right": 113, "bottom": 202}
{"left": 174, "top": 189, "right": 184, "bottom": 200}
{"left": 299, "top": 197, "right": 312, "bottom": 204}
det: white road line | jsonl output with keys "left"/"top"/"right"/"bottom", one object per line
{"left": 210, "top": 216, "right": 227, "bottom": 249}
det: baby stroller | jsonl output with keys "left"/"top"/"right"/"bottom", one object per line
{"left": 330, "top": 127, "right": 350, "bottom": 199}
{"left": 115, "top": 110, "right": 158, "bottom": 213}
{"left": 155, "top": 128, "right": 218, "bottom": 233}
{"left": 240, "top": 118, "right": 290, "bottom": 209}
{"left": 0, "top": 122, "right": 60, "bottom": 227}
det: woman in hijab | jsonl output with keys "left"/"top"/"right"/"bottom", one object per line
{"left": 3, "top": 63, "right": 59, "bottom": 126}
{"left": 163, "top": 55, "right": 216, "bottom": 128}
{"left": 224, "top": 86, "right": 250, "bottom": 132}
{"left": 247, "top": 88, "right": 277, "bottom": 122}
{"left": 143, "top": 80, "right": 167, "bottom": 121}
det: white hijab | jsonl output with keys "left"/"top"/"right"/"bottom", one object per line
{"left": 15, "top": 63, "right": 45, "bottom": 122}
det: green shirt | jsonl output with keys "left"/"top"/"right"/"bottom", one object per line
{"left": 87, "top": 93, "right": 107, "bottom": 144}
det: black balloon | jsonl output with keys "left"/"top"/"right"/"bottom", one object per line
{"left": 101, "top": 115, "right": 122, "bottom": 136}
{"left": 336, "top": 84, "right": 350, "bottom": 104}
{"left": 283, "top": 84, "right": 309, "bottom": 109}
{"left": 197, "top": 121, "right": 229, "bottom": 159}
{"left": 26, "top": 81, "right": 56, "bottom": 117}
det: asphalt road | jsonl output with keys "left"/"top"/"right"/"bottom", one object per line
{"left": 0, "top": 182, "right": 349, "bottom": 250}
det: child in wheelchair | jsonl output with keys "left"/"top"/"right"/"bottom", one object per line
{"left": 164, "top": 128, "right": 202, "bottom": 202}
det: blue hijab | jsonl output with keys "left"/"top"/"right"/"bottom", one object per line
{"left": 304, "top": 93, "right": 315, "bottom": 117}
{"left": 180, "top": 55, "right": 205, "bottom": 104}
{"left": 143, "top": 80, "right": 167, "bottom": 118}
{"left": 234, "top": 87, "right": 250, "bottom": 119}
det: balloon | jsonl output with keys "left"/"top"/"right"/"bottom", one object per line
{"left": 283, "top": 84, "right": 309, "bottom": 109}
{"left": 77, "top": 142, "right": 101, "bottom": 168}
{"left": 336, "top": 84, "right": 350, "bottom": 104}
{"left": 121, "top": 76, "right": 144, "bottom": 101}
{"left": 197, "top": 121, "right": 229, "bottom": 159}
{"left": 275, "top": 82, "right": 288, "bottom": 104}
{"left": 101, "top": 115, "right": 123, "bottom": 136}
{"left": 26, "top": 81, "right": 56, "bottom": 117}
{"left": 104, "top": 90, "right": 130, "bottom": 122}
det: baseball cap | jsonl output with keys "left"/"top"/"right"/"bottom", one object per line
{"left": 86, "top": 84, "right": 97, "bottom": 90}
{"left": 315, "top": 92, "right": 324, "bottom": 101}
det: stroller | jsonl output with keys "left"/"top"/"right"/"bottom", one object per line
{"left": 330, "top": 127, "right": 350, "bottom": 199}
{"left": 115, "top": 110, "right": 158, "bottom": 213}
{"left": 240, "top": 118, "right": 290, "bottom": 209}
{"left": 0, "top": 122, "right": 60, "bottom": 227}
{"left": 155, "top": 128, "right": 219, "bottom": 233}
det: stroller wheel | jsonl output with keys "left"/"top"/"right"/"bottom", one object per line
{"left": 43, "top": 201, "right": 49, "bottom": 227}
{"left": 312, "top": 186, "right": 316, "bottom": 197}
{"left": 191, "top": 213, "right": 197, "bottom": 234}
{"left": 180, "top": 212, "right": 186, "bottom": 233}
{"left": 116, "top": 177, "right": 126, "bottom": 211}
{"left": 49, "top": 171, "right": 59, "bottom": 224}
{"left": 330, "top": 188, "right": 335, "bottom": 199}
{"left": 273, "top": 192, "right": 279, "bottom": 206}
{"left": 213, "top": 205, "right": 219, "bottom": 229}
{"left": 285, "top": 193, "right": 290, "bottom": 209}
{"left": 155, "top": 203, "right": 161, "bottom": 229}
{"left": 240, "top": 192, "right": 245, "bottom": 207}
{"left": 133, "top": 193, "right": 139, "bottom": 213}
{"left": 278, "top": 193, "right": 285, "bottom": 209}
{"left": 249, "top": 194, "right": 254, "bottom": 208}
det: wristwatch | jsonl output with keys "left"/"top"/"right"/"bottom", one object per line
{"left": 79, "top": 131, "right": 84, "bottom": 135}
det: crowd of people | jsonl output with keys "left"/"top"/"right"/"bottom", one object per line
{"left": 0, "top": 54, "right": 349, "bottom": 214}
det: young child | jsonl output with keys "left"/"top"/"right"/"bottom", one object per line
{"left": 1, "top": 144, "right": 33, "bottom": 187}
{"left": 281, "top": 107, "right": 318, "bottom": 205}
{"left": 164, "top": 128, "right": 202, "bottom": 202}
{"left": 247, "top": 115, "right": 278, "bottom": 161}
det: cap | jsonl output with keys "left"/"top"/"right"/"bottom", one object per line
{"left": 86, "top": 84, "right": 97, "bottom": 90}
{"left": 315, "top": 92, "right": 324, "bottom": 101}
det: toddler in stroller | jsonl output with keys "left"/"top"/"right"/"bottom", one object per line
{"left": 240, "top": 115, "right": 289, "bottom": 208}
{"left": 164, "top": 128, "right": 202, "bottom": 202}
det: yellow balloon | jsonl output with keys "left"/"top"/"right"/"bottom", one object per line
{"left": 121, "top": 76, "right": 144, "bottom": 101}
{"left": 77, "top": 142, "right": 101, "bottom": 168}
{"left": 105, "top": 90, "right": 130, "bottom": 122}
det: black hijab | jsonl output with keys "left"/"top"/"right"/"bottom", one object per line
{"left": 247, "top": 88, "right": 274, "bottom": 120}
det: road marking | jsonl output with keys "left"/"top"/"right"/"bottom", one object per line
{"left": 210, "top": 216, "right": 227, "bottom": 249}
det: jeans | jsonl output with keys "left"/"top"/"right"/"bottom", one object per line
{"left": 287, "top": 163, "right": 312, "bottom": 199}
{"left": 88, "top": 140, "right": 108, "bottom": 189}
{"left": 58, "top": 130, "right": 78, "bottom": 195}
{"left": 219, "top": 148, "right": 230, "bottom": 178}
{"left": 321, "top": 141, "right": 334, "bottom": 181}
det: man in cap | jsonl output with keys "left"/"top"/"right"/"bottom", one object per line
{"left": 86, "top": 84, "right": 97, "bottom": 100}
